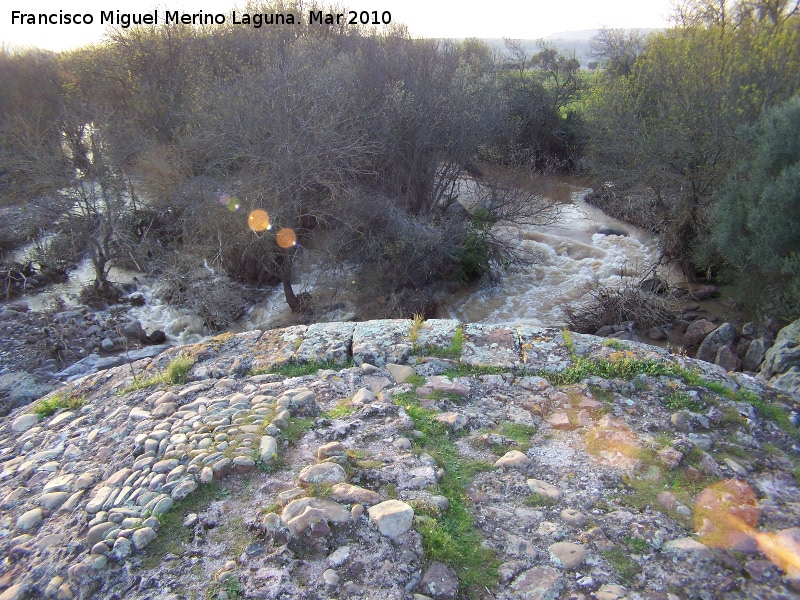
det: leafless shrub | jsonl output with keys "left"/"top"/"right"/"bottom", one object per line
{"left": 156, "top": 258, "right": 252, "bottom": 331}
{"left": 564, "top": 278, "right": 678, "bottom": 334}
{"left": 31, "top": 229, "right": 82, "bottom": 276}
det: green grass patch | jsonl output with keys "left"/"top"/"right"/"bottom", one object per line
{"left": 524, "top": 492, "right": 555, "bottom": 507}
{"left": 602, "top": 547, "right": 640, "bottom": 584}
{"left": 283, "top": 416, "right": 315, "bottom": 444}
{"left": 118, "top": 355, "right": 195, "bottom": 394}
{"left": 500, "top": 422, "right": 537, "bottom": 444}
{"left": 624, "top": 536, "right": 650, "bottom": 554}
{"left": 406, "top": 373, "right": 426, "bottom": 387}
{"left": 250, "top": 359, "right": 347, "bottom": 378}
{"left": 665, "top": 391, "right": 702, "bottom": 412}
{"left": 542, "top": 355, "right": 675, "bottom": 386}
{"left": 542, "top": 346, "right": 798, "bottom": 437}
{"left": 208, "top": 575, "right": 243, "bottom": 600}
{"left": 307, "top": 483, "right": 333, "bottom": 497}
{"left": 261, "top": 503, "right": 279, "bottom": 514}
{"left": 325, "top": 399, "right": 358, "bottom": 419}
{"left": 602, "top": 339, "right": 629, "bottom": 351}
{"left": 442, "top": 364, "right": 509, "bottom": 378}
{"left": 741, "top": 389, "right": 797, "bottom": 434}
{"left": 622, "top": 464, "right": 714, "bottom": 515}
{"left": 141, "top": 481, "right": 228, "bottom": 569}
{"left": 32, "top": 392, "right": 86, "bottom": 417}
{"left": 393, "top": 391, "right": 499, "bottom": 597}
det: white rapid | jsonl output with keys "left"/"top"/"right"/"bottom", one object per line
{"left": 438, "top": 181, "right": 663, "bottom": 327}
{"left": 6, "top": 176, "right": 664, "bottom": 338}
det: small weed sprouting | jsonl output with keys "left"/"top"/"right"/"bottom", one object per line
{"left": 562, "top": 328, "right": 575, "bottom": 355}
{"left": 602, "top": 547, "right": 640, "bottom": 584}
{"left": 624, "top": 536, "right": 650, "bottom": 554}
{"left": 165, "top": 355, "right": 194, "bottom": 384}
{"left": 32, "top": 392, "right": 86, "bottom": 417}
{"left": 524, "top": 492, "right": 555, "bottom": 507}
{"left": 409, "top": 313, "right": 425, "bottom": 346}
{"left": 602, "top": 339, "right": 629, "bottom": 351}
{"left": 665, "top": 392, "right": 702, "bottom": 412}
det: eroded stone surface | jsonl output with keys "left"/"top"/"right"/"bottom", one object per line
{"left": 0, "top": 320, "right": 796, "bottom": 600}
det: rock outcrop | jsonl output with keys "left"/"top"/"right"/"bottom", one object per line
{"left": 0, "top": 320, "right": 798, "bottom": 599}
{"left": 760, "top": 318, "right": 800, "bottom": 397}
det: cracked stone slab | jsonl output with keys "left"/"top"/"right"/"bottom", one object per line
{"left": 188, "top": 331, "right": 265, "bottom": 379}
{"left": 413, "top": 319, "right": 461, "bottom": 351}
{"left": 295, "top": 322, "right": 356, "bottom": 366}
{"left": 461, "top": 324, "right": 520, "bottom": 368}
{"left": 352, "top": 320, "right": 412, "bottom": 367}
{"left": 517, "top": 326, "right": 573, "bottom": 373}
{"left": 250, "top": 326, "right": 307, "bottom": 372}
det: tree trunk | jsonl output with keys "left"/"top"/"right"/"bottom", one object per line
{"left": 281, "top": 250, "right": 301, "bottom": 311}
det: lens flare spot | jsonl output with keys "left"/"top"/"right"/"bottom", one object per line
{"left": 692, "top": 479, "right": 800, "bottom": 577}
{"left": 218, "top": 193, "right": 230, "bottom": 206}
{"left": 276, "top": 228, "right": 297, "bottom": 248}
{"left": 226, "top": 196, "right": 241, "bottom": 212}
{"left": 248, "top": 209, "right": 271, "bottom": 232}
{"left": 582, "top": 417, "right": 642, "bottom": 473}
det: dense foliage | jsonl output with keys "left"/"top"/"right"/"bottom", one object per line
{"left": 0, "top": 5, "right": 576, "bottom": 322}
{"left": 704, "top": 95, "right": 800, "bottom": 320}
{"left": 584, "top": 0, "right": 800, "bottom": 320}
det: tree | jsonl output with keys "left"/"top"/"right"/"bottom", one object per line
{"left": 704, "top": 95, "right": 800, "bottom": 320}
{"left": 585, "top": 3, "right": 800, "bottom": 273}
{"left": 0, "top": 48, "right": 66, "bottom": 201}
{"left": 589, "top": 28, "right": 646, "bottom": 78}
{"left": 503, "top": 38, "right": 529, "bottom": 73}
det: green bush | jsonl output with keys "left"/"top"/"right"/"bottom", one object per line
{"left": 704, "top": 95, "right": 800, "bottom": 320}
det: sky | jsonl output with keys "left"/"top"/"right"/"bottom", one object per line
{"left": 2, "top": 0, "right": 674, "bottom": 52}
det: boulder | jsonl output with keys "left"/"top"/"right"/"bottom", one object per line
{"left": 367, "top": 500, "right": 414, "bottom": 538}
{"left": 743, "top": 338, "right": 768, "bottom": 372}
{"left": 715, "top": 346, "right": 740, "bottom": 372}
{"left": 696, "top": 322, "right": 737, "bottom": 363}
{"left": 760, "top": 318, "right": 800, "bottom": 380}
{"left": 418, "top": 561, "right": 459, "bottom": 599}
{"left": 121, "top": 319, "right": 147, "bottom": 342}
{"left": 685, "top": 319, "right": 718, "bottom": 347}
{"left": 0, "top": 372, "right": 55, "bottom": 416}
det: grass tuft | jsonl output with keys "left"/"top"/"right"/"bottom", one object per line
{"left": 250, "top": 359, "right": 351, "bottom": 378}
{"left": 117, "top": 355, "right": 195, "bottom": 394}
{"left": 32, "top": 392, "right": 86, "bottom": 417}
{"left": 283, "top": 416, "right": 315, "bottom": 444}
{"left": 325, "top": 399, "right": 358, "bottom": 419}
{"left": 413, "top": 325, "right": 465, "bottom": 359}
{"left": 602, "top": 547, "right": 640, "bottom": 584}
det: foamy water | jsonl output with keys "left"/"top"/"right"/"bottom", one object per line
{"left": 438, "top": 187, "right": 664, "bottom": 326}
{"left": 7, "top": 179, "right": 665, "bottom": 338}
